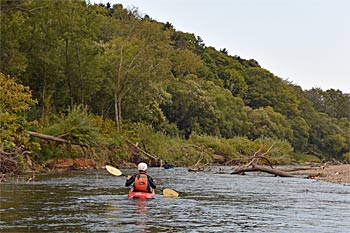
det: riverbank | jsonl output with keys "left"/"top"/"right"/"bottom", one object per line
{"left": 47, "top": 159, "right": 350, "bottom": 184}
{"left": 2, "top": 156, "right": 349, "bottom": 185}
{"left": 287, "top": 164, "right": 350, "bottom": 184}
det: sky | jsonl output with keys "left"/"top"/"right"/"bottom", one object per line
{"left": 93, "top": 0, "right": 349, "bottom": 93}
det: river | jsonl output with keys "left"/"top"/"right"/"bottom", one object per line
{"left": 1, "top": 167, "right": 349, "bottom": 232}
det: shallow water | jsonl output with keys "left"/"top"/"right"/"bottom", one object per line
{"left": 1, "top": 167, "right": 349, "bottom": 232}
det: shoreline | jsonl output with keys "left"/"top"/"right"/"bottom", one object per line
{"left": 2, "top": 158, "right": 349, "bottom": 184}
{"left": 287, "top": 164, "right": 350, "bottom": 184}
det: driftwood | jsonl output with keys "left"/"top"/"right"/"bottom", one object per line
{"left": 224, "top": 157, "right": 243, "bottom": 166}
{"left": 187, "top": 145, "right": 211, "bottom": 172}
{"left": 188, "top": 155, "right": 205, "bottom": 172}
{"left": 26, "top": 131, "right": 85, "bottom": 146}
{"left": 231, "top": 164, "right": 294, "bottom": 177}
{"left": 126, "top": 140, "right": 161, "bottom": 166}
{"left": 27, "top": 131, "right": 70, "bottom": 143}
{"left": 231, "top": 143, "right": 295, "bottom": 178}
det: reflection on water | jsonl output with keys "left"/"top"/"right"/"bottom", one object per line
{"left": 1, "top": 167, "right": 350, "bottom": 232}
{"left": 134, "top": 198, "right": 149, "bottom": 215}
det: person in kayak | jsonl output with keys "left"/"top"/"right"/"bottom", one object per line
{"left": 125, "top": 162, "right": 156, "bottom": 193}
{"left": 162, "top": 161, "right": 174, "bottom": 169}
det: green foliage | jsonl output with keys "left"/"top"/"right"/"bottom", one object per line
{"left": 0, "top": 9, "right": 29, "bottom": 76}
{"left": 289, "top": 116, "right": 310, "bottom": 152}
{"left": 254, "top": 137, "right": 294, "bottom": 164}
{"left": 303, "top": 111, "right": 348, "bottom": 159}
{"left": 221, "top": 68, "right": 248, "bottom": 97}
{"left": 246, "top": 106, "right": 293, "bottom": 141}
{"left": 292, "top": 153, "right": 321, "bottom": 164}
{"left": 171, "top": 31, "right": 200, "bottom": 51}
{"left": 323, "top": 133, "right": 346, "bottom": 158}
{"left": 343, "top": 152, "right": 350, "bottom": 164}
{"left": 36, "top": 143, "right": 64, "bottom": 162}
{"left": 122, "top": 123, "right": 196, "bottom": 165}
{"left": 243, "top": 67, "right": 300, "bottom": 116}
{"left": 189, "top": 134, "right": 237, "bottom": 157}
{"left": 338, "top": 118, "right": 350, "bottom": 156}
{"left": 43, "top": 105, "right": 101, "bottom": 147}
{"left": 170, "top": 49, "right": 203, "bottom": 77}
{"left": 1, "top": 0, "right": 348, "bottom": 165}
{"left": 305, "top": 88, "right": 350, "bottom": 119}
{"left": 0, "top": 73, "right": 37, "bottom": 151}
{"left": 99, "top": 15, "right": 172, "bottom": 129}
{"left": 223, "top": 136, "right": 257, "bottom": 157}
{"left": 162, "top": 75, "right": 247, "bottom": 138}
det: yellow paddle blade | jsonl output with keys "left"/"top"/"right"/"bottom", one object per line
{"left": 106, "top": 165, "right": 123, "bottom": 176}
{"left": 163, "top": 188, "right": 179, "bottom": 198}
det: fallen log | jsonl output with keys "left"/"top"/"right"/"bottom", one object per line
{"left": 230, "top": 143, "right": 294, "bottom": 178}
{"left": 27, "top": 131, "right": 70, "bottom": 143}
{"left": 26, "top": 131, "right": 85, "bottom": 146}
{"left": 231, "top": 165, "right": 294, "bottom": 177}
{"left": 126, "top": 140, "right": 161, "bottom": 166}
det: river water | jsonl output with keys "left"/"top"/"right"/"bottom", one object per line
{"left": 1, "top": 167, "right": 349, "bottom": 232}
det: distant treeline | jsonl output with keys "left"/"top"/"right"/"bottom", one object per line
{"left": 1, "top": 0, "right": 349, "bottom": 166}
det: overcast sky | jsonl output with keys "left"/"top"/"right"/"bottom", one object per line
{"left": 93, "top": 0, "right": 349, "bottom": 93}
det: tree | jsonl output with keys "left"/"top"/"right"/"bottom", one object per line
{"left": 246, "top": 106, "right": 293, "bottom": 141}
{"left": 161, "top": 75, "right": 247, "bottom": 138}
{"left": 171, "top": 31, "right": 198, "bottom": 51}
{"left": 3, "top": 0, "right": 105, "bottom": 120}
{"left": 305, "top": 88, "right": 350, "bottom": 119}
{"left": 170, "top": 49, "right": 203, "bottom": 78}
{"left": 289, "top": 116, "right": 310, "bottom": 152}
{"left": 243, "top": 67, "right": 299, "bottom": 117}
{"left": 0, "top": 3, "right": 29, "bottom": 76}
{"left": 221, "top": 68, "right": 248, "bottom": 97}
{"left": 100, "top": 10, "right": 172, "bottom": 130}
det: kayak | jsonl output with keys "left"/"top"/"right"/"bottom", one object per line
{"left": 128, "top": 188, "right": 155, "bottom": 199}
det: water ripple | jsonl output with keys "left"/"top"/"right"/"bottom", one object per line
{"left": 1, "top": 167, "right": 349, "bottom": 232}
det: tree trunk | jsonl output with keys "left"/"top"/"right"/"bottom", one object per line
{"left": 27, "top": 131, "right": 70, "bottom": 143}
{"left": 75, "top": 42, "right": 84, "bottom": 105}
{"left": 114, "top": 92, "right": 122, "bottom": 131}
{"left": 65, "top": 38, "right": 73, "bottom": 107}
{"left": 26, "top": 131, "right": 86, "bottom": 146}
{"left": 231, "top": 165, "right": 294, "bottom": 177}
{"left": 230, "top": 145, "right": 295, "bottom": 178}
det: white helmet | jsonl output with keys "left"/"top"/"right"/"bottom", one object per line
{"left": 137, "top": 162, "right": 148, "bottom": 171}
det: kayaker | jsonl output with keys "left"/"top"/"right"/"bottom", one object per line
{"left": 162, "top": 161, "right": 174, "bottom": 169}
{"left": 125, "top": 162, "right": 156, "bottom": 193}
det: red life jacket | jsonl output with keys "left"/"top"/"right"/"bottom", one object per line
{"left": 134, "top": 174, "right": 148, "bottom": 192}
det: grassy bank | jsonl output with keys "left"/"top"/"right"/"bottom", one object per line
{"left": 29, "top": 121, "right": 321, "bottom": 172}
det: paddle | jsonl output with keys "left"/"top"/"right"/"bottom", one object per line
{"left": 105, "top": 165, "right": 179, "bottom": 198}
{"left": 162, "top": 188, "right": 179, "bottom": 198}
{"left": 106, "top": 165, "right": 127, "bottom": 177}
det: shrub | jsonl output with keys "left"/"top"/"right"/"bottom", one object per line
{"left": 0, "top": 73, "right": 37, "bottom": 152}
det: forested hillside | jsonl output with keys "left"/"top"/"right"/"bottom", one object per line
{"left": 1, "top": 0, "right": 349, "bottom": 173}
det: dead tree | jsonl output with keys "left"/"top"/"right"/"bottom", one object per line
{"left": 188, "top": 155, "right": 205, "bottom": 172}
{"left": 187, "top": 145, "right": 211, "bottom": 172}
{"left": 126, "top": 140, "right": 161, "bottom": 166}
{"left": 231, "top": 143, "right": 295, "bottom": 178}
